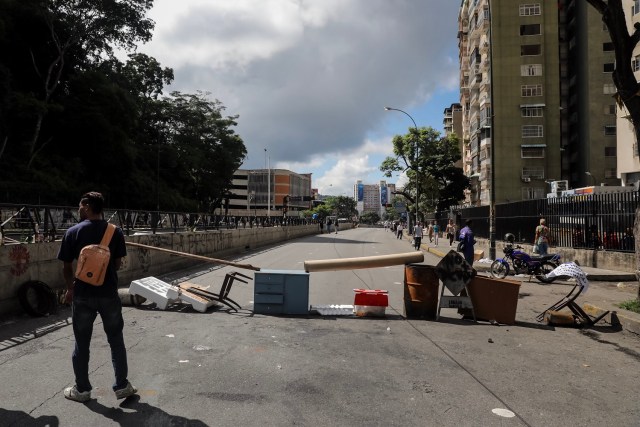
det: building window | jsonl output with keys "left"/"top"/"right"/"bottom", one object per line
{"left": 522, "top": 84, "right": 543, "bottom": 97}
{"left": 521, "top": 106, "right": 544, "bottom": 117}
{"left": 604, "top": 104, "right": 616, "bottom": 115}
{"left": 520, "top": 24, "right": 541, "bottom": 36}
{"left": 522, "top": 167, "right": 545, "bottom": 179}
{"left": 522, "top": 125, "right": 543, "bottom": 137}
{"left": 604, "top": 125, "right": 616, "bottom": 136}
{"left": 521, "top": 44, "right": 542, "bottom": 56}
{"left": 633, "top": 55, "right": 640, "bottom": 72}
{"left": 633, "top": 0, "right": 640, "bottom": 15}
{"left": 521, "top": 64, "right": 542, "bottom": 76}
{"left": 522, "top": 187, "right": 545, "bottom": 200}
{"left": 519, "top": 4, "right": 541, "bottom": 16}
{"left": 605, "top": 168, "right": 617, "bottom": 179}
{"left": 603, "top": 42, "right": 614, "bottom": 52}
{"left": 603, "top": 63, "right": 615, "bottom": 73}
{"left": 603, "top": 83, "right": 616, "bottom": 94}
{"left": 604, "top": 147, "right": 617, "bottom": 157}
{"left": 521, "top": 147, "right": 545, "bottom": 158}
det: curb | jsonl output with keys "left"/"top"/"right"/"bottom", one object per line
{"left": 583, "top": 303, "right": 640, "bottom": 336}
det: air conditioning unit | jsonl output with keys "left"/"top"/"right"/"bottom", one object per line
{"left": 522, "top": 177, "right": 531, "bottom": 183}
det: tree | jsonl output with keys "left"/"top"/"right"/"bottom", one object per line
{"left": 360, "top": 212, "right": 381, "bottom": 225}
{"left": 380, "top": 127, "right": 469, "bottom": 215}
{"left": 324, "top": 195, "right": 357, "bottom": 219}
{"left": 164, "top": 91, "right": 246, "bottom": 212}
{"left": 0, "top": 0, "right": 154, "bottom": 167}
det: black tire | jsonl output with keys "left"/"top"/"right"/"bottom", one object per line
{"left": 17, "top": 280, "right": 57, "bottom": 317}
{"left": 535, "top": 262, "right": 557, "bottom": 284}
{"left": 490, "top": 260, "right": 509, "bottom": 279}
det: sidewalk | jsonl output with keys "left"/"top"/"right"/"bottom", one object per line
{"left": 415, "top": 239, "right": 640, "bottom": 336}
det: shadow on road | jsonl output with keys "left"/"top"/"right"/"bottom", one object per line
{"left": 0, "top": 408, "right": 59, "bottom": 427}
{"left": 0, "top": 310, "right": 71, "bottom": 352}
{"left": 85, "top": 395, "right": 208, "bottom": 426}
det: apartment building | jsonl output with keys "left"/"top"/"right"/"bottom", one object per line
{"left": 226, "top": 169, "right": 312, "bottom": 217}
{"left": 617, "top": 0, "right": 640, "bottom": 187}
{"left": 564, "top": 0, "right": 620, "bottom": 188}
{"left": 443, "top": 103, "right": 464, "bottom": 170}
{"left": 354, "top": 180, "right": 396, "bottom": 217}
{"left": 459, "top": 0, "right": 563, "bottom": 204}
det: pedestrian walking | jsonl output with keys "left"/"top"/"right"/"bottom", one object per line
{"left": 433, "top": 222, "right": 440, "bottom": 246}
{"left": 427, "top": 221, "right": 434, "bottom": 242}
{"left": 458, "top": 219, "right": 476, "bottom": 267}
{"left": 57, "top": 191, "right": 137, "bottom": 402}
{"left": 335, "top": 221, "right": 339, "bottom": 234}
{"left": 413, "top": 222, "right": 423, "bottom": 250}
{"left": 445, "top": 219, "right": 456, "bottom": 247}
{"left": 397, "top": 222, "right": 404, "bottom": 239}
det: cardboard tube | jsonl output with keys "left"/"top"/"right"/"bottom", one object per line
{"left": 304, "top": 252, "right": 424, "bottom": 272}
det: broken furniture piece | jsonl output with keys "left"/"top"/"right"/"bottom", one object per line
{"left": 179, "top": 271, "right": 252, "bottom": 312}
{"left": 435, "top": 251, "right": 476, "bottom": 322}
{"left": 535, "top": 262, "right": 609, "bottom": 326}
{"left": 129, "top": 271, "right": 251, "bottom": 313}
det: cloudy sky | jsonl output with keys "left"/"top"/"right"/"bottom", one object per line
{"left": 138, "top": 0, "right": 461, "bottom": 196}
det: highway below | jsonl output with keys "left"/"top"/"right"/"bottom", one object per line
{"left": 1, "top": 227, "right": 639, "bottom": 426}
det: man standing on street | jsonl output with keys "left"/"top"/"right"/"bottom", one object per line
{"left": 57, "top": 191, "right": 136, "bottom": 402}
{"left": 459, "top": 219, "right": 476, "bottom": 267}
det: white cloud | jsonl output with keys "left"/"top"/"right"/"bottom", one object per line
{"left": 139, "top": 0, "right": 461, "bottom": 188}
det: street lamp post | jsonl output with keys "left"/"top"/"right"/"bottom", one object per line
{"left": 585, "top": 171, "right": 596, "bottom": 186}
{"left": 385, "top": 107, "right": 419, "bottom": 231}
{"left": 488, "top": 0, "right": 497, "bottom": 261}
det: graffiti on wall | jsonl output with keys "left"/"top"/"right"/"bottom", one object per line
{"left": 9, "top": 245, "right": 30, "bottom": 276}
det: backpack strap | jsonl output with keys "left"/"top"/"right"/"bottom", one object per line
{"left": 99, "top": 223, "right": 117, "bottom": 247}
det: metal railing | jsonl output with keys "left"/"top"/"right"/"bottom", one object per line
{"left": 0, "top": 204, "right": 318, "bottom": 245}
{"left": 423, "top": 190, "right": 639, "bottom": 253}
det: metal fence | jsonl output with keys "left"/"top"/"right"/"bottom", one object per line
{"left": 0, "top": 204, "right": 317, "bottom": 245}
{"left": 424, "top": 190, "right": 639, "bottom": 253}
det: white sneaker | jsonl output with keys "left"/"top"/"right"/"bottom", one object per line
{"left": 64, "top": 385, "right": 91, "bottom": 402}
{"left": 115, "top": 381, "right": 138, "bottom": 399}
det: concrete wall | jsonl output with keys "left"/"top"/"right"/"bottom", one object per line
{"left": 0, "top": 224, "right": 321, "bottom": 316}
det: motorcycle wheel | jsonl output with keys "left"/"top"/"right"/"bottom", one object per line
{"left": 490, "top": 260, "right": 509, "bottom": 279}
{"left": 535, "top": 261, "right": 557, "bottom": 284}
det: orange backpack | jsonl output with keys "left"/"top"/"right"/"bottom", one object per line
{"left": 75, "top": 223, "right": 116, "bottom": 286}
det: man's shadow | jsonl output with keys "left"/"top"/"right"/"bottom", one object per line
{"left": 0, "top": 408, "right": 59, "bottom": 427}
{"left": 85, "top": 395, "right": 208, "bottom": 426}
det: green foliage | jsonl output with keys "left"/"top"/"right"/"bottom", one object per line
{"left": 359, "top": 212, "right": 380, "bottom": 224}
{"left": 303, "top": 203, "right": 333, "bottom": 220}
{"left": 380, "top": 127, "right": 469, "bottom": 214}
{"left": 324, "top": 195, "right": 357, "bottom": 219}
{"left": 618, "top": 299, "right": 640, "bottom": 314}
{"left": 0, "top": 1, "right": 246, "bottom": 210}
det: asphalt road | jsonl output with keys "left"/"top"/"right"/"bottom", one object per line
{"left": 1, "top": 227, "right": 640, "bottom": 426}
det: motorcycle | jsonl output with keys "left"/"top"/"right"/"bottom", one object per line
{"left": 490, "top": 242, "right": 561, "bottom": 283}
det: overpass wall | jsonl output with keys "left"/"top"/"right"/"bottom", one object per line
{"left": 0, "top": 225, "right": 320, "bottom": 316}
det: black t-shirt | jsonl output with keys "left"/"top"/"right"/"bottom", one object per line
{"left": 57, "top": 219, "right": 127, "bottom": 297}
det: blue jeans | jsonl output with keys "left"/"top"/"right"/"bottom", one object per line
{"left": 72, "top": 295, "right": 129, "bottom": 392}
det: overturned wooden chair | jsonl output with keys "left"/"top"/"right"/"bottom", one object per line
{"left": 535, "top": 262, "right": 609, "bottom": 326}
{"left": 179, "top": 271, "right": 252, "bottom": 312}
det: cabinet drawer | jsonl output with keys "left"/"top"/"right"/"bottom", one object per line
{"left": 253, "top": 303, "right": 284, "bottom": 314}
{"left": 255, "top": 274, "right": 285, "bottom": 285}
{"left": 255, "top": 282, "right": 285, "bottom": 294}
{"left": 254, "top": 293, "right": 284, "bottom": 304}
